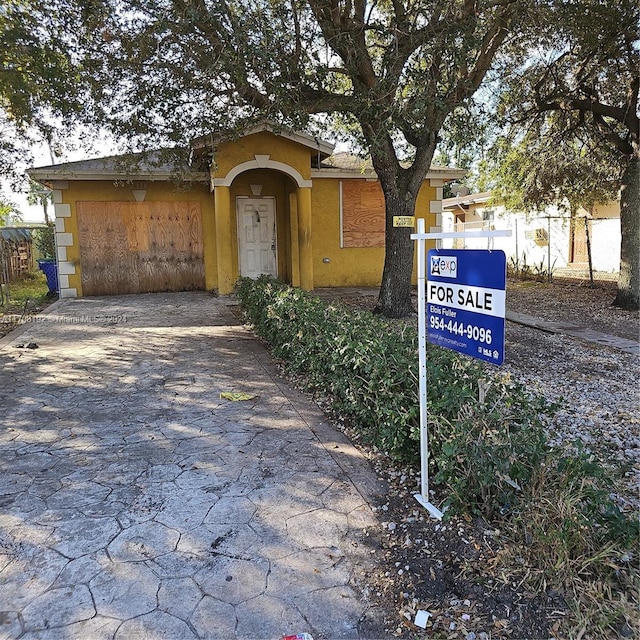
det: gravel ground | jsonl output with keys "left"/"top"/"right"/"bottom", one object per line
{"left": 502, "top": 280, "right": 639, "bottom": 511}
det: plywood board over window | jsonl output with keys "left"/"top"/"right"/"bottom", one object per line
{"left": 341, "top": 180, "right": 385, "bottom": 247}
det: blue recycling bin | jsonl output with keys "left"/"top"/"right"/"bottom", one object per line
{"left": 38, "top": 259, "right": 59, "bottom": 293}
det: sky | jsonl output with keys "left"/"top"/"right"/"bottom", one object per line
{"left": 2, "top": 131, "right": 120, "bottom": 224}
{"left": 9, "top": 144, "right": 52, "bottom": 223}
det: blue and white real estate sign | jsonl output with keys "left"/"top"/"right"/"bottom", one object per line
{"left": 427, "top": 249, "right": 507, "bottom": 365}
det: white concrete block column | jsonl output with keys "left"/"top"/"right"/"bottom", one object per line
{"left": 51, "top": 184, "right": 78, "bottom": 298}
{"left": 429, "top": 180, "right": 445, "bottom": 233}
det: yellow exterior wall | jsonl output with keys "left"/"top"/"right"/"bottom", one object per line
{"left": 311, "top": 178, "right": 437, "bottom": 287}
{"left": 59, "top": 180, "right": 215, "bottom": 295}
{"left": 214, "top": 132, "right": 312, "bottom": 181}
{"left": 415, "top": 181, "right": 439, "bottom": 278}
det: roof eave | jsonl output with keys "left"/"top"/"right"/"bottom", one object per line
{"left": 311, "top": 166, "right": 467, "bottom": 180}
{"left": 28, "top": 169, "right": 211, "bottom": 186}
{"left": 442, "top": 191, "right": 493, "bottom": 209}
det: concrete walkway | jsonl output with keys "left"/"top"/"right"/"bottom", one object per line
{"left": 506, "top": 311, "right": 639, "bottom": 356}
{"left": 0, "top": 292, "right": 386, "bottom": 640}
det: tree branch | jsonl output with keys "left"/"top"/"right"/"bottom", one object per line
{"left": 535, "top": 96, "right": 628, "bottom": 127}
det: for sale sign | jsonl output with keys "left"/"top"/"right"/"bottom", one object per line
{"left": 427, "top": 249, "right": 506, "bottom": 365}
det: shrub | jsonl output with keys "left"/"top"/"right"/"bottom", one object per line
{"left": 236, "top": 276, "right": 638, "bottom": 637}
{"left": 237, "top": 276, "right": 552, "bottom": 515}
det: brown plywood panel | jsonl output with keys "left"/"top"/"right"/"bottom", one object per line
{"left": 126, "top": 204, "right": 150, "bottom": 253}
{"left": 77, "top": 202, "right": 136, "bottom": 296}
{"left": 77, "top": 201, "right": 205, "bottom": 296}
{"left": 342, "top": 180, "right": 386, "bottom": 248}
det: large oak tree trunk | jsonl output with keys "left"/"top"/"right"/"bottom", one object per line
{"left": 373, "top": 189, "right": 418, "bottom": 318}
{"left": 613, "top": 157, "right": 640, "bottom": 310}
{"left": 362, "top": 122, "right": 438, "bottom": 318}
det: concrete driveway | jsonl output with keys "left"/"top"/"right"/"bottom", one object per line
{"left": 0, "top": 292, "right": 386, "bottom": 639}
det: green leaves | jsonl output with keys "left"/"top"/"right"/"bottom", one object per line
{"left": 238, "top": 276, "right": 637, "bottom": 634}
{"left": 237, "top": 276, "right": 553, "bottom": 513}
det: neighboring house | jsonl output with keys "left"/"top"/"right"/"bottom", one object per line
{"left": 442, "top": 192, "right": 621, "bottom": 277}
{"left": 28, "top": 124, "right": 464, "bottom": 298}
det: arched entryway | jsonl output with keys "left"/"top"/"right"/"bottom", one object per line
{"left": 212, "top": 158, "right": 314, "bottom": 294}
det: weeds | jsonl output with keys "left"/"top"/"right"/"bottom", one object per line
{"left": 0, "top": 272, "right": 52, "bottom": 337}
{"left": 508, "top": 252, "right": 557, "bottom": 282}
{"left": 1, "top": 271, "right": 50, "bottom": 306}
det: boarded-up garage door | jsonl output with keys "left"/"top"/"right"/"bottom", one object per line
{"left": 77, "top": 201, "right": 205, "bottom": 296}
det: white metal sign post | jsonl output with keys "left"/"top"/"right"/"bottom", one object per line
{"left": 411, "top": 219, "right": 512, "bottom": 519}
{"left": 413, "top": 218, "right": 443, "bottom": 519}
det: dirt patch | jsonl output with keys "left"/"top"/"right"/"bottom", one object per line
{"left": 355, "top": 468, "right": 567, "bottom": 639}
{"left": 504, "top": 278, "right": 638, "bottom": 341}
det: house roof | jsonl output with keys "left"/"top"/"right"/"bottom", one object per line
{"left": 28, "top": 131, "right": 467, "bottom": 185}
{"left": 28, "top": 150, "right": 210, "bottom": 186}
{"left": 442, "top": 191, "right": 493, "bottom": 210}
{"left": 314, "top": 152, "right": 466, "bottom": 180}
{"left": 0, "top": 227, "right": 35, "bottom": 242}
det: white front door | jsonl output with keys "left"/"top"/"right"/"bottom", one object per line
{"left": 237, "top": 197, "right": 277, "bottom": 278}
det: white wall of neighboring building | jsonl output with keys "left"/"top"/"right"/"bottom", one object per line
{"left": 590, "top": 218, "right": 621, "bottom": 272}
{"left": 442, "top": 195, "right": 621, "bottom": 275}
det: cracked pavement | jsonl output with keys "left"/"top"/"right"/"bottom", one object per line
{"left": 0, "top": 292, "right": 386, "bottom": 639}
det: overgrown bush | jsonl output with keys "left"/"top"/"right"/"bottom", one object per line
{"left": 32, "top": 223, "right": 56, "bottom": 260}
{"left": 237, "top": 277, "right": 545, "bottom": 514}
{"left": 236, "top": 276, "right": 638, "bottom": 637}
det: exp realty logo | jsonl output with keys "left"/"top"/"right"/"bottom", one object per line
{"left": 430, "top": 255, "right": 457, "bottom": 278}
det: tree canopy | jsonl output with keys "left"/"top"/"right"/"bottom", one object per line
{"left": 69, "top": 0, "right": 524, "bottom": 316}
{"left": 7, "top": 0, "right": 636, "bottom": 310}
{"left": 0, "top": 0, "right": 96, "bottom": 176}
{"left": 0, "top": 195, "right": 22, "bottom": 225}
{"left": 1, "top": 0, "right": 532, "bottom": 315}
{"left": 484, "top": 0, "right": 639, "bottom": 308}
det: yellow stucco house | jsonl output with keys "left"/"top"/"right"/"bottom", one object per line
{"left": 29, "top": 125, "right": 464, "bottom": 298}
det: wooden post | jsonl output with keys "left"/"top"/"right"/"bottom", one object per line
{"left": 584, "top": 216, "right": 594, "bottom": 288}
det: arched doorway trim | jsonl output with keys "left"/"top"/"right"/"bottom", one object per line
{"left": 212, "top": 156, "right": 312, "bottom": 188}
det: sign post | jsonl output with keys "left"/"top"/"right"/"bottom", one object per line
{"left": 411, "top": 219, "right": 511, "bottom": 518}
{"left": 414, "top": 218, "right": 443, "bottom": 519}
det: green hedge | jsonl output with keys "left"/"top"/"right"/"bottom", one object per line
{"left": 236, "top": 276, "right": 553, "bottom": 516}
